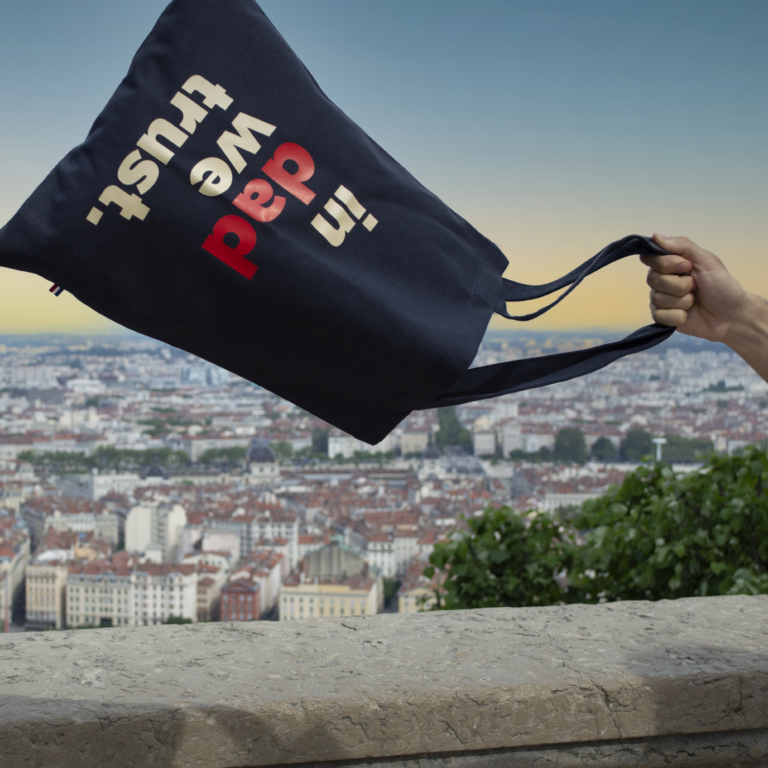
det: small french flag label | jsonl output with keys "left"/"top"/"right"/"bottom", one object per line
{"left": 49, "top": 284, "right": 64, "bottom": 297}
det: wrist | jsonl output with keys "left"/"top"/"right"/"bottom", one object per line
{"left": 723, "top": 293, "right": 768, "bottom": 378}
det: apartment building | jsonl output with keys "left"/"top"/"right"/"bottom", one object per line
{"left": 279, "top": 569, "right": 383, "bottom": 621}
{"left": 66, "top": 555, "right": 197, "bottom": 627}
{"left": 26, "top": 556, "right": 70, "bottom": 630}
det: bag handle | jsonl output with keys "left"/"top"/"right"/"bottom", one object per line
{"left": 419, "top": 235, "right": 675, "bottom": 409}
{"left": 496, "top": 234, "right": 669, "bottom": 321}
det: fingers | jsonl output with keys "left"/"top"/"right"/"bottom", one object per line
{"left": 649, "top": 233, "right": 725, "bottom": 274}
{"left": 639, "top": 253, "right": 692, "bottom": 274}
{"left": 650, "top": 288, "right": 695, "bottom": 311}
{"left": 650, "top": 305, "right": 689, "bottom": 328}
{"left": 647, "top": 270, "right": 695, "bottom": 296}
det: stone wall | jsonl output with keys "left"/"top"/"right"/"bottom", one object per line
{"left": 2, "top": 595, "right": 767, "bottom": 767}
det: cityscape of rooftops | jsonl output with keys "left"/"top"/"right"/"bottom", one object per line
{"left": 1, "top": 327, "right": 765, "bottom": 631}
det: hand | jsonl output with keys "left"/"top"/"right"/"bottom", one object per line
{"left": 640, "top": 234, "right": 768, "bottom": 382}
{"left": 640, "top": 234, "right": 748, "bottom": 343}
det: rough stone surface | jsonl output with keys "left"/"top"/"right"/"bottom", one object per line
{"left": 1, "top": 595, "right": 767, "bottom": 767}
{"left": 269, "top": 728, "right": 768, "bottom": 767}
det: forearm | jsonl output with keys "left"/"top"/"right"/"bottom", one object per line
{"left": 723, "top": 293, "right": 768, "bottom": 383}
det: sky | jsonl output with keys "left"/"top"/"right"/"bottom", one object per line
{"left": 0, "top": 0, "right": 766, "bottom": 335}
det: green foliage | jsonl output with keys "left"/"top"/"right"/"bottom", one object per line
{"left": 383, "top": 577, "right": 401, "bottom": 607}
{"left": 139, "top": 411, "right": 200, "bottom": 437}
{"left": 435, "top": 407, "right": 471, "bottom": 452}
{"left": 312, "top": 428, "right": 329, "bottom": 454}
{"left": 570, "top": 446, "right": 768, "bottom": 601}
{"left": 423, "top": 447, "right": 768, "bottom": 609}
{"left": 294, "top": 446, "right": 329, "bottom": 462}
{"left": 661, "top": 435, "right": 714, "bottom": 463}
{"left": 554, "top": 427, "right": 587, "bottom": 464}
{"left": 19, "top": 446, "right": 190, "bottom": 473}
{"left": 271, "top": 441, "right": 294, "bottom": 461}
{"left": 350, "top": 449, "right": 395, "bottom": 465}
{"left": 621, "top": 429, "right": 653, "bottom": 462}
{"left": 163, "top": 616, "right": 193, "bottom": 625}
{"left": 508, "top": 446, "right": 551, "bottom": 463}
{"left": 91, "top": 446, "right": 190, "bottom": 470}
{"left": 197, "top": 446, "right": 247, "bottom": 465}
{"left": 18, "top": 450, "right": 88, "bottom": 472}
{"left": 590, "top": 436, "right": 617, "bottom": 462}
{"left": 423, "top": 506, "right": 576, "bottom": 609}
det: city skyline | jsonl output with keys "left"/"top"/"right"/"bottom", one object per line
{"left": 1, "top": 322, "right": 766, "bottom": 632}
{"left": 0, "top": 0, "right": 766, "bottom": 333}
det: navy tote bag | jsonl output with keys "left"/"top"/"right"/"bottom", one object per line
{"left": 0, "top": 0, "right": 673, "bottom": 444}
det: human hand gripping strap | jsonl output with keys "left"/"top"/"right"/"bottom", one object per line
{"left": 420, "top": 235, "right": 676, "bottom": 409}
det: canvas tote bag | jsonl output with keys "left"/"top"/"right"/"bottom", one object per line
{"left": 0, "top": 0, "right": 674, "bottom": 445}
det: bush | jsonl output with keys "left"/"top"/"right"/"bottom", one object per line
{"left": 423, "top": 446, "right": 768, "bottom": 608}
{"left": 423, "top": 506, "right": 576, "bottom": 609}
{"left": 570, "top": 446, "right": 768, "bottom": 601}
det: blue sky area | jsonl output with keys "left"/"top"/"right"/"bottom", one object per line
{"left": 0, "top": 0, "right": 766, "bottom": 332}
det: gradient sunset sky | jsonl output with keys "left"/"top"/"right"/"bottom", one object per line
{"left": 0, "top": 0, "right": 765, "bottom": 334}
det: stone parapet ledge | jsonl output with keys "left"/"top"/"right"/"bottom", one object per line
{"left": 2, "top": 595, "right": 768, "bottom": 767}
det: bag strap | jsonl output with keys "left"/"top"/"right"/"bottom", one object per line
{"left": 419, "top": 235, "right": 675, "bottom": 409}
{"left": 496, "top": 234, "right": 669, "bottom": 321}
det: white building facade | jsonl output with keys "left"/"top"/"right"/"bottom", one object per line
{"left": 66, "top": 560, "right": 198, "bottom": 628}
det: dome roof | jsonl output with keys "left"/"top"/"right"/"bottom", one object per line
{"left": 247, "top": 437, "right": 277, "bottom": 464}
{"left": 141, "top": 458, "right": 169, "bottom": 480}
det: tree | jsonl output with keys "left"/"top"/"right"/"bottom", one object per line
{"left": 590, "top": 436, "right": 617, "bottom": 462}
{"left": 18, "top": 446, "right": 189, "bottom": 474}
{"left": 163, "top": 616, "right": 193, "bottom": 625}
{"left": 198, "top": 446, "right": 246, "bottom": 465}
{"left": 423, "top": 446, "right": 768, "bottom": 609}
{"left": 271, "top": 441, "right": 293, "bottom": 461}
{"left": 434, "top": 407, "right": 471, "bottom": 452}
{"left": 661, "top": 435, "right": 714, "bottom": 463}
{"left": 570, "top": 446, "right": 768, "bottom": 601}
{"left": 621, "top": 429, "right": 653, "bottom": 461}
{"left": 312, "top": 428, "right": 329, "bottom": 455}
{"left": 423, "top": 506, "right": 576, "bottom": 609}
{"left": 554, "top": 427, "right": 587, "bottom": 464}
{"left": 383, "top": 577, "right": 401, "bottom": 607}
